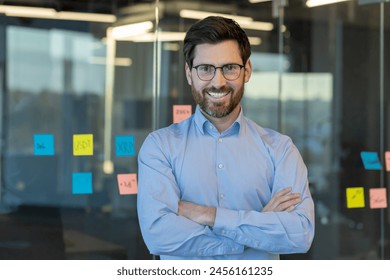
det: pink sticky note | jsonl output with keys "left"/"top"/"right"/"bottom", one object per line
{"left": 385, "top": 151, "right": 390, "bottom": 171}
{"left": 117, "top": 174, "right": 138, "bottom": 195}
{"left": 369, "top": 188, "right": 387, "bottom": 209}
{"left": 173, "top": 105, "right": 192, "bottom": 123}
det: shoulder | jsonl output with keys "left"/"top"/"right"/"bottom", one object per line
{"left": 140, "top": 116, "right": 194, "bottom": 153}
{"left": 152, "top": 115, "right": 194, "bottom": 139}
{"left": 244, "top": 117, "right": 293, "bottom": 150}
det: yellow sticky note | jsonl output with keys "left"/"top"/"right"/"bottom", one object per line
{"left": 73, "top": 134, "right": 93, "bottom": 156}
{"left": 346, "top": 187, "right": 365, "bottom": 208}
{"left": 369, "top": 188, "right": 387, "bottom": 209}
{"left": 117, "top": 174, "right": 138, "bottom": 195}
{"left": 173, "top": 105, "right": 192, "bottom": 124}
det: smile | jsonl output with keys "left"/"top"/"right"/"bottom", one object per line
{"left": 207, "top": 91, "right": 229, "bottom": 98}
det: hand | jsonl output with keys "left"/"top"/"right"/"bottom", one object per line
{"left": 262, "top": 187, "right": 302, "bottom": 213}
{"left": 178, "top": 201, "right": 216, "bottom": 227}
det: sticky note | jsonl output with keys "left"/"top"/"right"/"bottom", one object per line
{"left": 173, "top": 105, "right": 192, "bottom": 123}
{"left": 346, "top": 187, "right": 365, "bottom": 208}
{"left": 72, "top": 172, "right": 93, "bottom": 194}
{"left": 34, "top": 134, "right": 54, "bottom": 156}
{"left": 117, "top": 174, "right": 138, "bottom": 195}
{"left": 385, "top": 151, "right": 390, "bottom": 171}
{"left": 73, "top": 134, "right": 93, "bottom": 156}
{"left": 360, "top": 151, "right": 382, "bottom": 170}
{"left": 369, "top": 188, "right": 387, "bottom": 209}
{"left": 115, "top": 136, "right": 135, "bottom": 157}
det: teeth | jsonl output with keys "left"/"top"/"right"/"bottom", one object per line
{"left": 208, "top": 92, "right": 228, "bottom": 98}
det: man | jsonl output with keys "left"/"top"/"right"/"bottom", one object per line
{"left": 137, "top": 16, "right": 315, "bottom": 260}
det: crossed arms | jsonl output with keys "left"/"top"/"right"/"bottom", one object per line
{"left": 178, "top": 187, "right": 301, "bottom": 227}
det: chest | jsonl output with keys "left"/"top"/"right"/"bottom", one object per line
{"left": 173, "top": 134, "right": 275, "bottom": 211}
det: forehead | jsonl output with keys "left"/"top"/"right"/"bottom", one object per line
{"left": 193, "top": 40, "right": 242, "bottom": 65}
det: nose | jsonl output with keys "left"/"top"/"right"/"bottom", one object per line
{"left": 211, "top": 68, "right": 227, "bottom": 87}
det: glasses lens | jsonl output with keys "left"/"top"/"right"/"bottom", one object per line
{"left": 196, "top": 65, "right": 215, "bottom": 81}
{"left": 222, "top": 64, "right": 241, "bottom": 80}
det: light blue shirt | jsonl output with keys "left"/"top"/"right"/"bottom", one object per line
{"left": 137, "top": 105, "right": 315, "bottom": 260}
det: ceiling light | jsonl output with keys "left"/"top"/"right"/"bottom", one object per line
{"left": 110, "top": 21, "right": 154, "bottom": 39}
{"left": 0, "top": 4, "right": 116, "bottom": 23}
{"left": 0, "top": 5, "right": 56, "bottom": 17}
{"left": 120, "top": 32, "right": 185, "bottom": 42}
{"left": 56, "top": 12, "right": 115, "bottom": 23}
{"left": 306, "top": 0, "right": 350, "bottom": 7}
{"left": 240, "top": 21, "right": 274, "bottom": 31}
{"left": 248, "top": 0, "right": 272, "bottom": 3}
{"left": 180, "top": 9, "right": 253, "bottom": 24}
{"left": 179, "top": 9, "right": 273, "bottom": 31}
{"left": 248, "top": 37, "right": 262, "bottom": 45}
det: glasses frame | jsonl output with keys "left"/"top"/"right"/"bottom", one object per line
{"left": 192, "top": 63, "right": 245, "bottom": 81}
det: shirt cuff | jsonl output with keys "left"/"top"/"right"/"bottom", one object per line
{"left": 213, "top": 207, "right": 240, "bottom": 235}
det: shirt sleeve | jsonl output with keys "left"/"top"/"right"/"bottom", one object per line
{"left": 212, "top": 137, "right": 315, "bottom": 254}
{"left": 137, "top": 133, "right": 244, "bottom": 257}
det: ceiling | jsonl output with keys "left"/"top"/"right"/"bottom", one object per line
{"left": 1, "top": 0, "right": 389, "bottom": 30}
{"left": 0, "top": 0, "right": 146, "bottom": 14}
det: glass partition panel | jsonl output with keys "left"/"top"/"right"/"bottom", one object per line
{"left": 0, "top": 3, "right": 158, "bottom": 259}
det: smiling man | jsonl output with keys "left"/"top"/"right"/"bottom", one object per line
{"left": 137, "top": 16, "right": 315, "bottom": 260}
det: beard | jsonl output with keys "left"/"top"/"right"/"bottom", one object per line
{"left": 191, "top": 84, "right": 245, "bottom": 118}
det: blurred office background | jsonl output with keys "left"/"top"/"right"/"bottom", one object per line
{"left": 0, "top": 0, "right": 389, "bottom": 259}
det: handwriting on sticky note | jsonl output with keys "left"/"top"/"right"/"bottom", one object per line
{"left": 73, "top": 134, "right": 93, "bottom": 156}
{"left": 346, "top": 187, "right": 365, "bottom": 208}
{"left": 369, "top": 188, "right": 387, "bottom": 209}
{"left": 385, "top": 151, "right": 390, "bottom": 172}
{"left": 173, "top": 105, "right": 192, "bottom": 124}
{"left": 116, "top": 136, "right": 135, "bottom": 157}
{"left": 34, "top": 134, "right": 55, "bottom": 156}
{"left": 117, "top": 174, "right": 138, "bottom": 195}
{"left": 360, "top": 151, "right": 382, "bottom": 170}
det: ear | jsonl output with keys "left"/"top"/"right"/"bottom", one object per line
{"left": 244, "top": 59, "right": 252, "bottom": 83}
{"left": 185, "top": 63, "right": 192, "bottom": 86}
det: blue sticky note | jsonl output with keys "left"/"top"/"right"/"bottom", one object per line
{"left": 115, "top": 136, "right": 135, "bottom": 156}
{"left": 34, "top": 134, "right": 55, "bottom": 156}
{"left": 72, "top": 172, "right": 93, "bottom": 194}
{"left": 360, "top": 151, "right": 382, "bottom": 170}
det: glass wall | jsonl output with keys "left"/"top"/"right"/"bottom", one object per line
{"left": 0, "top": 0, "right": 389, "bottom": 260}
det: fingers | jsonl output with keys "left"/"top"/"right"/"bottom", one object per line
{"left": 263, "top": 187, "right": 302, "bottom": 212}
{"left": 278, "top": 195, "right": 302, "bottom": 211}
{"left": 285, "top": 205, "right": 296, "bottom": 212}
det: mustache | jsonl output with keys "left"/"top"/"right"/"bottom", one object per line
{"left": 202, "top": 86, "right": 233, "bottom": 94}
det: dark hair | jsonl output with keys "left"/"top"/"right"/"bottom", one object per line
{"left": 183, "top": 16, "right": 251, "bottom": 68}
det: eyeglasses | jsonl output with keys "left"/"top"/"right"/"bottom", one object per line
{"left": 192, "top": 64, "right": 245, "bottom": 81}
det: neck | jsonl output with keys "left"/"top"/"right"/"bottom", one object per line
{"left": 201, "top": 105, "right": 241, "bottom": 133}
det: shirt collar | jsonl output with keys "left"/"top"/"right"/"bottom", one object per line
{"left": 194, "top": 105, "right": 243, "bottom": 136}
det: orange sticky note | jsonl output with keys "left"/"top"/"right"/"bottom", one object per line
{"left": 369, "top": 188, "right": 387, "bottom": 209}
{"left": 346, "top": 187, "right": 365, "bottom": 208}
{"left": 173, "top": 105, "right": 192, "bottom": 123}
{"left": 385, "top": 151, "right": 390, "bottom": 171}
{"left": 117, "top": 174, "right": 138, "bottom": 195}
{"left": 73, "top": 134, "right": 93, "bottom": 156}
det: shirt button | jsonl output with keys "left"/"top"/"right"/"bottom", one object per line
{"left": 218, "top": 163, "right": 223, "bottom": 169}
{"left": 220, "top": 193, "right": 224, "bottom": 199}
{"left": 218, "top": 138, "right": 223, "bottom": 143}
